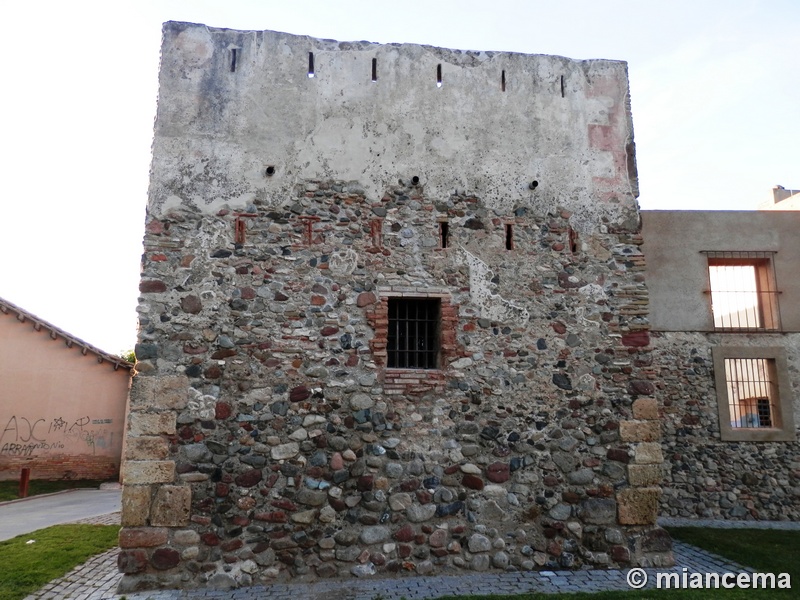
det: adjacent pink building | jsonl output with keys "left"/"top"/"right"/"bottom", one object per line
{"left": 0, "top": 297, "right": 132, "bottom": 481}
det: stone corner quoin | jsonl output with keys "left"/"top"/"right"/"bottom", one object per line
{"left": 120, "top": 21, "right": 671, "bottom": 593}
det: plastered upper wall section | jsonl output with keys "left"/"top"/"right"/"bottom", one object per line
{"left": 150, "top": 22, "right": 638, "bottom": 230}
{"left": 642, "top": 210, "right": 800, "bottom": 331}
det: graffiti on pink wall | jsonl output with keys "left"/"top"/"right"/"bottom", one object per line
{"left": 0, "top": 415, "right": 117, "bottom": 456}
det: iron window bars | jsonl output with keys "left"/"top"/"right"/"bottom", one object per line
{"left": 723, "top": 357, "right": 777, "bottom": 429}
{"left": 703, "top": 251, "right": 781, "bottom": 331}
{"left": 387, "top": 298, "right": 440, "bottom": 369}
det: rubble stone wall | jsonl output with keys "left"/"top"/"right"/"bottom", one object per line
{"left": 119, "top": 22, "right": 672, "bottom": 592}
{"left": 654, "top": 331, "right": 800, "bottom": 521}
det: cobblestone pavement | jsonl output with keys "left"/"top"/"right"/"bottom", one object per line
{"left": 658, "top": 516, "right": 800, "bottom": 530}
{"left": 68, "top": 511, "right": 124, "bottom": 526}
{"left": 27, "top": 514, "right": 791, "bottom": 600}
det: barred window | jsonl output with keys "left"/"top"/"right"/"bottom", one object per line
{"left": 723, "top": 358, "right": 777, "bottom": 429}
{"left": 757, "top": 398, "right": 773, "bottom": 428}
{"left": 712, "top": 347, "right": 795, "bottom": 442}
{"left": 387, "top": 298, "right": 440, "bottom": 369}
{"left": 705, "top": 251, "right": 780, "bottom": 331}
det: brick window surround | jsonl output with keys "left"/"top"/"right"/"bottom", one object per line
{"left": 712, "top": 346, "right": 796, "bottom": 441}
{"left": 366, "top": 288, "right": 458, "bottom": 397}
{"left": 387, "top": 297, "right": 440, "bottom": 369}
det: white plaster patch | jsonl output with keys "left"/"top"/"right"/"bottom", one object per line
{"left": 187, "top": 388, "right": 216, "bottom": 420}
{"left": 576, "top": 306, "right": 601, "bottom": 329}
{"left": 162, "top": 195, "right": 187, "bottom": 213}
{"left": 577, "top": 373, "right": 597, "bottom": 392}
{"left": 579, "top": 284, "right": 607, "bottom": 302}
{"left": 329, "top": 249, "right": 358, "bottom": 275}
{"left": 462, "top": 248, "right": 529, "bottom": 325}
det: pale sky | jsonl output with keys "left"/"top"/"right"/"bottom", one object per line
{"left": 0, "top": 0, "right": 797, "bottom": 355}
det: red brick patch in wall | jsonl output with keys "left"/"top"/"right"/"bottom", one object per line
{"left": 0, "top": 455, "right": 119, "bottom": 482}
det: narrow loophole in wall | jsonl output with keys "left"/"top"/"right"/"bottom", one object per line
{"left": 371, "top": 58, "right": 378, "bottom": 82}
{"left": 370, "top": 218, "right": 383, "bottom": 248}
{"left": 501, "top": 70, "right": 506, "bottom": 92}
{"left": 569, "top": 227, "right": 578, "bottom": 253}
{"left": 235, "top": 217, "right": 246, "bottom": 245}
{"left": 436, "top": 64, "right": 442, "bottom": 88}
{"left": 305, "top": 220, "right": 313, "bottom": 245}
{"left": 265, "top": 166, "right": 276, "bottom": 177}
{"left": 560, "top": 75, "right": 565, "bottom": 97}
{"left": 505, "top": 224, "right": 513, "bottom": 250}
{"left": 308, "top": 52, "right": 315, "bottom": 78}
{"left": 411, "top": 175, "right": 420, "bottom": 186}
{"left": 440, "top": 222, "right": 449, "bottom": 249}
{"left": 230, "top": 49, "right": 238, "bottom": 72}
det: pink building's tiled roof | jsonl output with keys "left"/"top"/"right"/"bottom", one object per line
{"left": 0, "top": 296, "right": 133, "bottom": 371}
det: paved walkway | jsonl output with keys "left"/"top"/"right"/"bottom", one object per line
{"left": 26, "top": 513, "right": 792, "bottom": 600}
{"left": 658, "top": 516, "right": 800, "bottom": 530}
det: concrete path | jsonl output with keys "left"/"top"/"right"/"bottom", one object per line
{"left": 0, "top": 488, "right": 121, "bottom": 541}
{"left": 25, "top": 512, "right": 796, "bottom": 600}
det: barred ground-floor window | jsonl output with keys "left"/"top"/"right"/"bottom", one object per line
{"left": 712, "top": 346, "right": 796, "bottom": 441}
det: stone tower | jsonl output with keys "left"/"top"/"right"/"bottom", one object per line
{"left": 120, "top": 21, "right": 672, "bottom": 592}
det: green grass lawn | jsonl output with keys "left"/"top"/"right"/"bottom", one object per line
{"left": 0, "top": 524, "right": 120, "bottom": 600}
{"left": 438, "top": 528, "right": 800, "bottom": 600}
{"left": 0, "top": 479, "right": 107, "bottom": 503}
{"left": 667, "top": 527, "right": 798, "bottom": 586}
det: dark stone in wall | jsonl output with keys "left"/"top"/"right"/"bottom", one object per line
{"left": 181, "top": 295, "right": 203, "bottom": 314}
{"left": 151, "top": 549, "right": 181, "bottom": 570}
{"left": 118, "top": 550, "right": 148, "bottom": 574}
{"left": 640, "top": 528, "right": 672, "bottom": 552}
{"left": 139, "top": 280, "right": 167, "bottom": 293}
{"left": 552, "top": 374, "right": 572, "bottom": 390}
